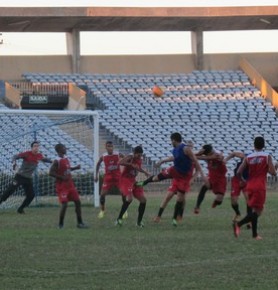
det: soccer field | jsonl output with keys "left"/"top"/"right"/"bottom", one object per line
{"left": 1, "top": 192, "right": 278, "bottom": 290}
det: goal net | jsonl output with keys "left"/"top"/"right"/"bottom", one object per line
{"left": 0, "top": 109, "right": 99, "bottom": 210}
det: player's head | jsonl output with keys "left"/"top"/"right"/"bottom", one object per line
{"left": 202, "top": 144, "right": 213, "bottom": 155}
{"left": 133, "top": 145, "right": 143, "bottom": 158}
{"left": 55, "top": 143, "right": 66, "bottom": 155}
{"left": 254, "top": 136, "right": 265, "bottom": 150}
{"left": 105, "top": 141, "right": 114, "bottom": 154}
{"left": 31, "top": 141, "right": 40, "bottom": 153}
{"left": 170, "top": 132, "right": 182, "bottom": 147}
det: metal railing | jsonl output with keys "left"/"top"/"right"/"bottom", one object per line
{"left": 9, "top": 81, "right": 69, "bottom": 97}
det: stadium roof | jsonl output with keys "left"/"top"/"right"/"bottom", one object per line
{"left": 0, "top": 6, "right": 278, "bottom": 32}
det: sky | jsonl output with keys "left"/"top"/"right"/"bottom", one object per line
{"left": 0, "top": 1, "right": 278, "bottom": 55}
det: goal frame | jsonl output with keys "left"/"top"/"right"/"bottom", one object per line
{"left": 0, "top": 109, "right": 100, "bottom": 207}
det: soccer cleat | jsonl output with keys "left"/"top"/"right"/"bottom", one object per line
{"left": 122, "top": 211, "right": 128, "bottom": 220}
{"left": 17, "top": 208, "right": 25, "bottom": 214}
{"left": 58, "top": 224, "right": 64, "bottom": 229}
{"left": 233, "top": 214, "right": 241, "bottom": 222}
{"left": 253, "top": 235, "right": 263, "bottom": 240}
{"left": 153, "top": 216, "right": 161, "bottom": 223}
{"left": 172, "top": 219, "right": 178, "bottom": 227}
{"left": 135, "top": 181, "right": 144, "bottom": 187}
{"left": 77, "top": 223, "right": 88, "bottom": 229}
{"left": 136, "top": 221, "right": 144, "bottom": 228}
{"left": 115, "top": 219, "right": 123, "bottom": 226}
{"left": 98, "top": 210, "right": 105, "bottom": 219}
{"left": 211, "top": 200, "right": 218, "bottom": 208}
{"left": 194, "top": 207, "right": 200, "bottom": 215}
{"left": 233, "top": 221, "right": 240, "bottom": 238}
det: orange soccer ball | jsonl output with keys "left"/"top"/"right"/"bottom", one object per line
{"left": 152, "top": 85, "right": 164, "bottom": 97}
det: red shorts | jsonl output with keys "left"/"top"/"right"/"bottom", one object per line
{"left": 209, "top": 175, "right": 226, "bottom": 195}
{"left": 161, "top": 166, "right": 184, "bottom": 179}
{"left": 231, "top": 176, "right": 247, "bottom": 197}
{"left": 168, "top": 171, "right": 192, "bottom": 194}
{"left": 119, "top": 177, "right": 144, "bottom": 199}
{"left": 102, "top": 175, "right": 120, "bottom": 191}
{"left": 246, "top": 181, "right": 266, "bottom": 210}
{"left": 162, "top": 166, "right": 191, "bottom": 194}
{"left": 56, "top": 182, "right": 80, "bottom": 203}
{"left": 247, "top": 189, "right": 266, "bottom": 210}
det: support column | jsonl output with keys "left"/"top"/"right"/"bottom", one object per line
{"left": 66, "top": 29, "right": 80, "bottom": 74}
{"left": 191, "top": 30, "right": 204, "bottom": 70}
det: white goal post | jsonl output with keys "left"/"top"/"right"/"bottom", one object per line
{"left": 0, "top": 109, "right": 100, "bottom": 209}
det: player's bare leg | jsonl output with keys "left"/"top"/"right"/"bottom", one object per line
{"left": 59, "top": 202, "right": 68, "bottom": 229}
{"left": 136, "top": 195, "right": 146, "bottom": 227}
{"left": 172, "top": 192, "right": 185, "bottom": 226}
{"left": 231, "top": 196, "right": 241, "bottom": 221}
{"left": 116, "top": 196, "right": 132, "bottom": 226}
{"left": 212, "top": 193, "right": 224, "bottom": 208}
{"left": 154, "top": 191, "right": 175, "bottom": 223}
{"left": 98, "top": 191, "right": 107, "bottom": 219}
{"left": 194, "top": 184, "right": 209, "bottom": 214}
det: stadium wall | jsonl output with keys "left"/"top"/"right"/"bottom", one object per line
{"left": 1, "top": 53, "right": 278, "bottom": 86}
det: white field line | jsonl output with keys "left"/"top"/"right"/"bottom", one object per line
{"left": 6, "top": 253, "right": 278, "bottom": 275}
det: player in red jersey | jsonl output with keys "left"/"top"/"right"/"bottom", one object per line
{"left": 225, "top": 151, "right": 250, "bottom": 222}
{"left": 94, "top": 141, "right": 124, "bottom": 219}
{"left": 49, "top": 143, "right": 87, "bottom": 229}
{"left": 0, "top": 141, "right": 52, "bottom": 214}
{"left": 233, "top": 137, "right": 277, "bottom": 240}
{"left": 115, "top": 146, "right": 151, "bottom": 227}
{"left": 194, "top": 144, "right": 227, "bottom": 214}
{"left": 153, "top": 140, "right": 198, "bottom": 223}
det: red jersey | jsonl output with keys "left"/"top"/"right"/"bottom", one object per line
{"left": 121, "top": 156, "right": 142, "bottom": 182}
{"left": 246, "top": 151, "right": 269, "bottom": 190}
{"left": 56, "top": 156, "right": 74, "bottom": 186}
{"left": 103, "top": 152, "right": 121, "bottom": 178}
{"left": 15, "top": 151, "right": 45, "bottom": 179}
{"left": 207, "top": 159, "right": 227, "bottom": 179}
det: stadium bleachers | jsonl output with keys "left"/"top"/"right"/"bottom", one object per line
{"left": 22, "top": 70, "right": 278, "bottom": 175}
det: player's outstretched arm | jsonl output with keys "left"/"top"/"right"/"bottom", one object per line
{"left": 137, "top": 166, "right": 151, "bottom": 177}
{"left": 197, "top": 152, "right": 223, "bottom": 161}
{"left": 184, "top": 147, "right": 208, "bottom": 186}
{"left": 224, "top": 151, "right": 245, "bottom": 163}
{"left": 71, "top": 164, "right": 81, "bottom": 171}
{"left": 11, "top": 152, "right": 26, "bottom": 170}
{"left": 236, "top": 158, "right": 247, "bottom": 180}
{"left": 42, "top": 157, "right": 52, "bottom": 163}
{"left": 119, "top": 155, "right": 133, "bottom": 167}
{"left": 155, "top": 156, "right": 174, "bottom": 167}
{"left": 12, "top": 152, "right": 25, "bottom": 162}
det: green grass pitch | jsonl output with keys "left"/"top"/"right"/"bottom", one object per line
{"left": 1, "top": 191, "right": 278, "bottom": 290}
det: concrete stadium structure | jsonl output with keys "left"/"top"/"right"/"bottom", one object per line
{"left": 0, "top": 6, "right": 278, "bottom": 88}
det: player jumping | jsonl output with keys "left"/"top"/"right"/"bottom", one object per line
{"left": 136, "top": 133, "right": 207, "bottom": 226}
{"left": 194, "top": 144, "right": 227, "bottom": 214}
